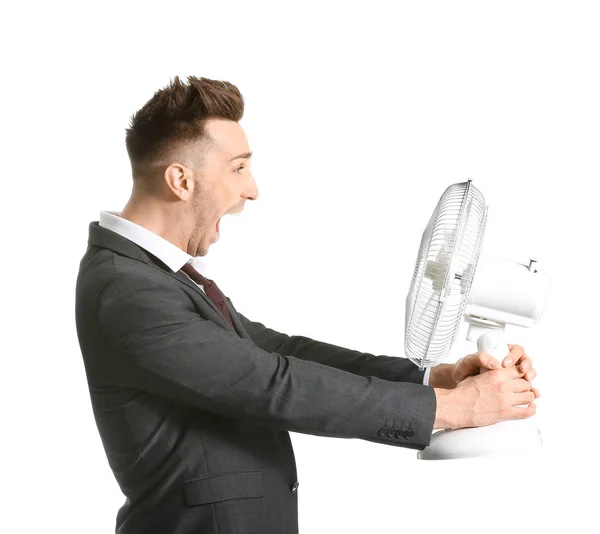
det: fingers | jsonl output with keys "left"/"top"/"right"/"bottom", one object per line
{"left": 512, "top": 391, "right": 536, "bottom": 405}
{"left": 503, "top": 344, "right": 525, "bottom": 367}
{"left": 517, "top": 355, "right": 536, "bottom": 382}
{"left": 502, "top": 355, "right": 537, "bottom": 382}
{"left": 505, "top": 347, "right": 537, "bottom": 381}
{"left": 497, "top": 365, "right": 527, "bottom": 380}
{"left": 455, "top": 352, "right": 500, "bottom": 384}
{"left": 524, "top": 368, "right": 537, "bottom": 382}
{"left": 512, "top": 378, "right": 534, "bottom": 393}
{"left": 478, "top": 351, "right": 501, "bottom": 370}
{"left": 512, "top": 352, "right": 537, "bottom": 382}
{"left": 508, "top": 402, "right": 537, "bottom": 419}
{"left": 507, "top": 375, "right": 541, "bottom": 397}
{"left": 492, "top": 370, "right": 541, "bottom": 394}
{"left": 518, "top": 355, "right": 531, "bottom": 372}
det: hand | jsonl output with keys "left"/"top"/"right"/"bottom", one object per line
{"left": 451, "top": 344, "right": 540, "bottom": 400}
{"left": 451, "top": 351, "right": 501, "bottom": 385}
{"left": 434, "top": 366, "right": 537, "bottom": 429}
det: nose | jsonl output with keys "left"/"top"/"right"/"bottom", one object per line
{"left": 243, "top": 172, "right": 259, "bottom": 202}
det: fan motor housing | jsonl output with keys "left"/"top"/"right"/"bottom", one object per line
{"left": 465, "top": 253, "right": 551, "bottom": 328}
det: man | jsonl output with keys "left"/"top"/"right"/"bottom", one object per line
{"left": 75, "top": 76, "right": 539, "bottom": 534}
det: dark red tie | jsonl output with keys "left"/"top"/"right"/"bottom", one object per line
{"left": 181, "top": 262, "right": 235, "bottom": 329}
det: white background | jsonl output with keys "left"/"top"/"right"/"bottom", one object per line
{"left": 3, "top": 1, "right": 599, "bottom": 532}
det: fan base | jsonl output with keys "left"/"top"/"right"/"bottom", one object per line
{"left": 417, "top": 418, "right": 542, "bottom": 460}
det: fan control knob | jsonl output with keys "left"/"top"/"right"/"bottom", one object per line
{"left": 528, "top": 258, "right": 538, "bottom": 272}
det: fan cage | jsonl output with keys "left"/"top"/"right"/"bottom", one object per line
{"left": 405, "top": 181, "right": 487, "bottom": 369}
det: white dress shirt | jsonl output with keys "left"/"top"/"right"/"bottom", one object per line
{"left": 98, "top": 210, "right": 430, "bottom": 385}
{"left": 99, "top": 210, "right": 207, "bottom": 292}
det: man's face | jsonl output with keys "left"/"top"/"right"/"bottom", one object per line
{"left": 189, "top": 119, "right": 258, "bottom": 256}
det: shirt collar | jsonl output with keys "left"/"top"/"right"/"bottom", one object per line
{"left": 98, "top": 211, "right": 207, "bottom": 276}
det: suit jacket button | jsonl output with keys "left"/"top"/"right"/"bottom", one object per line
{"left": 395, "top": 430, "right": 404, "bottom": 439}
{"left": 291, "top": 481, "right": 299, "bottom": 493}
{"left": 404, "top": 429, "right": 414, "bottom": 439}
{"left": 386, "top": 428, "right": 395, "bottom": 438}
{"left": 378, "top": 427, "right": 387, "bottom": 437}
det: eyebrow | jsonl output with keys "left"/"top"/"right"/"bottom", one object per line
{"left": 229, "top": 151, "right": 253, "bottom": 162}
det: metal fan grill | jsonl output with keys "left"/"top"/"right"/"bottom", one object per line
{"left": 405, "top": 181, "right": 487, "bottom": 370}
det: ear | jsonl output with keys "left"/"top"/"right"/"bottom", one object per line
{"left": 164, "top": 162, "right": 193, "bottom": 201}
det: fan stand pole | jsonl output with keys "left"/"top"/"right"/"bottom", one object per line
{"left": 417, "top": 324, "right": 542, "bottom": 460}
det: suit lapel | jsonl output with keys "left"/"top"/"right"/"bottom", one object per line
{"left": 224, "top": 300, "right": 251, "bottom": 340}
{"left": 88, "top": 221, "right": 250, "bottom": 339}
{"left": 169, "top": 269, "right": 250, "bottom": 339}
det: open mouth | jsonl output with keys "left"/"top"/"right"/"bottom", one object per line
{"left": 216, "top": 208, "right": 242, "bottom": 234}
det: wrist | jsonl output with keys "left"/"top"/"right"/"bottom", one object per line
{"left": 433, "top": 388, "right": 453, "bottom": 429}
{"left": 433, "top": 388, "right": 469, "bottom": 430}
{"left": 429, "top": 363, "right": 456, "bottom": 389}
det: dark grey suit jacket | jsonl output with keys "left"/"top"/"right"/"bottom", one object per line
{"left": 75, "top": 221, "right": 436, "bottom": 534}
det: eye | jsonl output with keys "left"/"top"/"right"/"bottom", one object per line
{"left": 234, "top": 165, "right": 245, "bottom": 174}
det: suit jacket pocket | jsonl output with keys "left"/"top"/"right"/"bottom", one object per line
{"left": 184, "top": 471, "right": 264, "bottom": 506}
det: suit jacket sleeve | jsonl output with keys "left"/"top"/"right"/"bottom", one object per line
{"left": 231, "top": 303, "right": 426, "bottom": 384}
{"left": 96, "top": 274, "right": 436, "bottom": 450}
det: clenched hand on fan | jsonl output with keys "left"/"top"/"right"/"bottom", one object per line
{"left": 427, "top": 344, "right": 539, "bottom": 396}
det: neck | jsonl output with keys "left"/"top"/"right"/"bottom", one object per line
{"left": 120, "top": 195, "right": 191, "bottom": 254}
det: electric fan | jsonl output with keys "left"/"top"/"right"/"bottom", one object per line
{"left": 404, "top": 180, "right": 550, "bottom": 460}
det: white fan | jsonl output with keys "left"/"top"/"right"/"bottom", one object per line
{"left": 404, "top": 180, "right": 550, "bottom": 460}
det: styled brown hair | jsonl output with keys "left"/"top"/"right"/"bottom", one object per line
{"left": 125, "top": 75, "right": 245, "bottom": 191}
